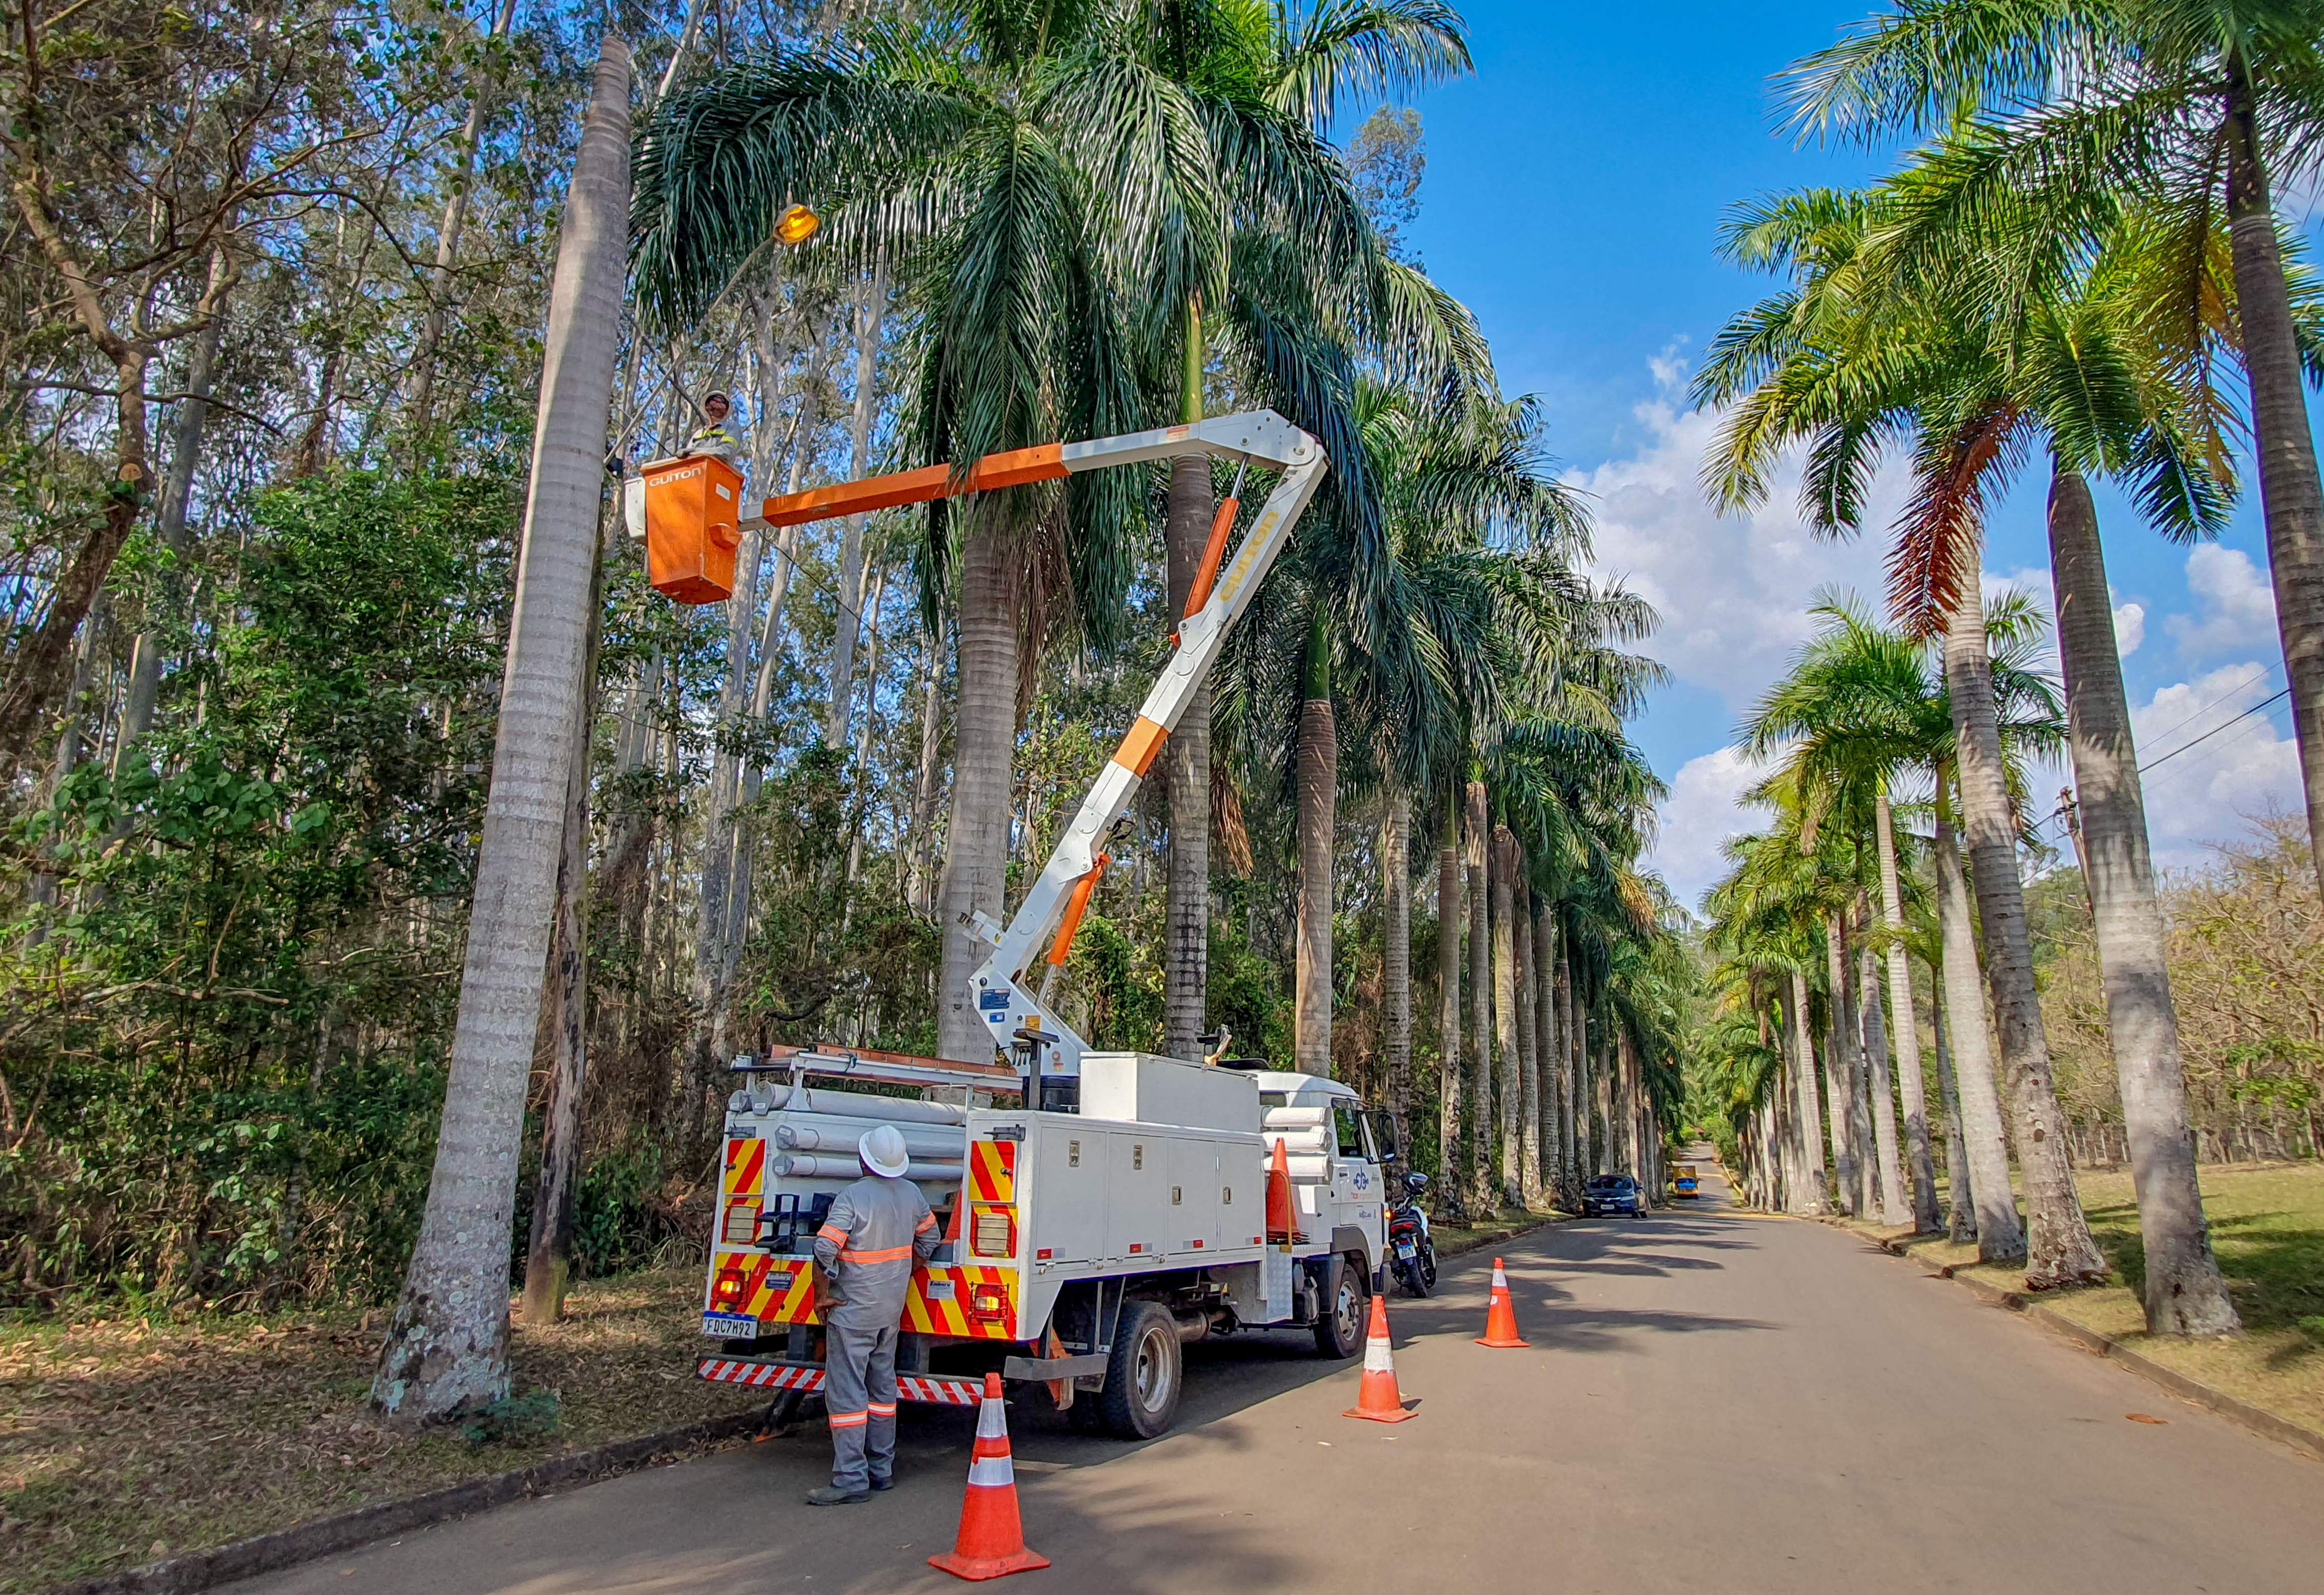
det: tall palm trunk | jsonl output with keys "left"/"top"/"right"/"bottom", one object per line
{"left": 1293, "top": 615, "right": 1336, "bottom": 1076}
{"left": 1163, "top": 301, "right": 1214, "bottom": 1060}
{"left": 1515, "top": 884, "right": 1541, "bottom": 1205}
{"left": 2047, "top": 465, "right": 2238, "bottom": 1332}
{"left": 1933, "top": 772, "right": 2023, "bottom": 1259}
{"left": 935, "top": 509, "right": 1022, "bottom": 1064}
{"left": 1944, "top": 572, "right": 2108, "bottom": 1287}
{"left": 1787, "top": 972, "right": 1827, "bottom": 1213}
{"left": 1490, "top": 823, "right": 1523, "bottom": 1206}
{"left": 1822, "top": 915, "right": 1861, "bottom": 1215}
{"left": 1876, "top": 789, "right": 1942, "bottom": 1230}
{"left": 1555, "top": 941, "right": 1579, "bottom": 1201}
{"left": 1382, "top": 785, "right": 1413, "bottom": 1133}
{"left": 1844, "top": 923, "right": 1878, "bottom": 1217}
{"left": 1933, "top": 989, "right": 1977, "bottom": 1243}
{"left": 1859, "top": 943, "right": 1909, "bottom": 1226}
{"left": 1435, "top": 788, "right": 1465, "bottom": 1217}
{"left": 1464, "top": 778, "right": 1492, "bottom": 1209}
{"left": 1535, "top": 897, "right": 1560, "bottom": 1203}
{"left": 2225, "top": 57, "right": 2324, "bottom": 889}
{"left": 372, "top": 39, "right": 630, "bottom": 1423}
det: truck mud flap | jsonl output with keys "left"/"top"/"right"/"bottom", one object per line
{"left": 1001, "top": 1352, "right": 1110, "bottom": 1384}
{"left": 694, "top": 1358, "right": 985, "bottom": 1407}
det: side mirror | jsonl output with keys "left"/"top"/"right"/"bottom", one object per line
{"left": 1402, "top": 1171, "right": 1429, "bottom": 1195}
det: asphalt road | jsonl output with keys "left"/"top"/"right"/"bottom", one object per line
{"left": 230, "top": 1169, "right": 2323, "bottom": 1594}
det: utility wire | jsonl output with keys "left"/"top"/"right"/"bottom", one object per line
{"left": 2139, "top": 687, "right": 2292, "bottom": 774}
{"left": 2138, "top": 664, "right": 2276, "bottom": 750}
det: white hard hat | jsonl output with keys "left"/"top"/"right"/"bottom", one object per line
{"left": 859, "top": 1124, "right": 910, "bottom": 1179}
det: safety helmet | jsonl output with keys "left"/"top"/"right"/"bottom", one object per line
{"left": 703, "top": 390, "right": 731, "bottom": 411}
{"left": 859, "top": 1124, "right": 910, "bottom": 1179}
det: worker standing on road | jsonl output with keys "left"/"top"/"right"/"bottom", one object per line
{"left": 807, "top": 1124, "right": 940, "bottom": 1506}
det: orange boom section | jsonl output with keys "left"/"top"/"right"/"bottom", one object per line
{"left": 763, "top": 444, "right": 1067, "bottom": 528}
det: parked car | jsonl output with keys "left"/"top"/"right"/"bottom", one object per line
{"left": 1582, "top": 1173, "right": 1641, "bottom": 1217}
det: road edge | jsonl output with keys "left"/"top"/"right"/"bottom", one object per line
{"left": 45, "top": 1407, "right": 768, "bottom": 1595}
{"left": 1856, "top": 1230, "right": 2324, "bottom": 1466}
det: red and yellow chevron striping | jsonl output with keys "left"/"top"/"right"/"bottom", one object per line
{"left": 967, "top": 1139, "right": 1016, "bottom": 1204}
{"left": 902, "top": 1264, "right": 1018, "bottom": 1339}
{"left": 723, "top": 1136, "right": 765, "bottom": 1198}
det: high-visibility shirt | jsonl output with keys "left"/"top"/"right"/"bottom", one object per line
{"left": 812, "top": 1174, "right": 939, "bottom": 1314}
{"left": 684, "top": 421, "right": 746, "bottom": 474}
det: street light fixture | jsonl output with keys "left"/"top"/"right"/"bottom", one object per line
{"left": 773, "top": 202, "right": 820, "bottom": 245}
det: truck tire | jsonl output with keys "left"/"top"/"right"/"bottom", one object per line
{"left": 1098, "top": 1300, "right": 1182, "bottom": 1440}
{"left": 1312, "top": 1257, "right": 1366, "bottom": 1359}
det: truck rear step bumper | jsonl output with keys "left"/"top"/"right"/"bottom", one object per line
{"left": 695, "top": 1357, "right": 984, "bottom": 1406}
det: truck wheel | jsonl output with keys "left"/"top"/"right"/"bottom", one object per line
{"left": 1098, "top": 1301, "right": 1182, "bottom": 1440}
{"left": 1313, "top": 1260, "right": 1366, "bottom": 1359}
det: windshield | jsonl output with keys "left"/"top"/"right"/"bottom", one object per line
{"left": 1587, "top": 1175, "right": 1626, "bottom": 1190}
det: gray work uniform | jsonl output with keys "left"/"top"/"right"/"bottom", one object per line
{"left": 684, "top": 420, "right": 746, "bottom": 475}
{"left": 812, "top": 1174, "right": 940, "bottom": 1490}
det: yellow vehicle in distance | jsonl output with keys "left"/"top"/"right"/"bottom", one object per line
{"left": 1671, "top": 1164, "right": 1700, "bottom": 1199}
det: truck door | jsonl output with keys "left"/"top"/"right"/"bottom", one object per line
{"left": 1330, "top": 1104, "right": 1380, "bottom": 1238}
{"left": 1036, "top": 1122, "right": 1105, "bottom": 1267}
{"left": 1106, "top": 1132, "right": 1168, "bottom": 1264}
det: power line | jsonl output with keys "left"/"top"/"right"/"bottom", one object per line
{"left": 2139, "top": 688, "right": 2292, "bottom": 774}
{"left": 2137, "top": 664, "right": 2275, "bottom": 750}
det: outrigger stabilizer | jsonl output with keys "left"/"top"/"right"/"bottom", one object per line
{"left": 633, "top": 411, "right": 1329, "bottom": 1094}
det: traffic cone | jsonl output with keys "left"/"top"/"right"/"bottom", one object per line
{"left": 1265, "top": 1139, "right": 1303, "bottom": 1244}
{"left": 929, "top": 1373, "right": 1051, "bottom": 1582}
{"left": 1342, "top": 1293, "right": 1415, "bottom": 1422}
{"left": 1475, "top": 1256, "right": 1530, "bottom": 1349}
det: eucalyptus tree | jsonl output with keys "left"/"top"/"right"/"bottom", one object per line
{"left": 632, "top": 0, "right": 1484, "bottom": 1064}
{"left": 1786, "top": 0, "right": 2324, "bottom": 918}
{"left": 1697, "top": 183, "right": 2109, "bottom": 1286}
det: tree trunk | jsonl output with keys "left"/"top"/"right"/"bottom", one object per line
{"left": 1490, "top": 823, "right": 1522, "bottom": 1206}
{"left": 825, "top": 252, "right": 890, "bottom": 748}
{"left": 1934, "top": 774, "right": 2021, "bottom": 1258}
{"left": 1160, "top": 297, "right": 1215, "bottom": 1060}
{"left": 1464, "top": 778, "right": 1492, "bottom": 1209}
{"left": 117, "top": 246, "right": 230, "bottom": 764}
{"left": 2226, "top": 59, "right": 2324, "bottom": 891}
{"left": 907, "top": 614, "right": 949, "bottom": 915}
{"left": 1859, "top": 943, "right": 1909, "bottom": 1226}
{"left": 1877, "top": 791, "right": 1941, "bottom": 1231}
{"left": 1788, "top": 971, "right": 1827, "bottom": 1213}
{"left": 372, "top": 39, "right": 630, "bottom": 1423}
{"left": 522, "top": 672, "right": 593, "bottom": 1326}
{"left": 1383, "top": 785, "right": 1413, "bottom": 1133}
{"left": 1535, "top": 897, "right": 1561, "bottom": 1204}
{"left": 1933, "top": 988, "right": 1977, "bottom": 1243}
{"left": 1294, "top": 618, "right": 1337, "bottom": 1076}
{"left": 1515, "top": 884, "right": 1542, "bottom": 1205}
{"left": 1434, "top": 787, "right": 1465, "bottom": 1218}
{"left": 409, "top": 0, "right": 522, "bottom": 434}
{"left": 1823, "top": 915, "right": 1861, "bottom": 1215}
{"left": 1556, "top": 939, "right": 1579, "bottom": 1202}
{"left": 2047, "top": 464, "right": 2238, "bottom": 1332}
{"left": 936, "top": 508, "right": 1021, "bottom": 1064}
{"left": 1944, "top": 572, "right": 2108, "bottom": 1286}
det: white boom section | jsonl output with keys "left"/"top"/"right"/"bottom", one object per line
{"left": 969, "top": 411, "right": 1328, "bottom": 1080}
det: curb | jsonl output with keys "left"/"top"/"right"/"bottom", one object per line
{"left": 1437, "top": 1213, "right": 1565, "bottom": 1259}
{"left": 47, "top": 1406, "right": 769, "bottom": 1595}
{"left": 1855, "top": 1229, "right": 2324, "bottom": 1466}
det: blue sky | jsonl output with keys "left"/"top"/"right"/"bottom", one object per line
{"left": 1397, "top": 0, "right": 2308, "bottom": 907}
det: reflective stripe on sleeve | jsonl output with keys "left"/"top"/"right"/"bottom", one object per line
{"left": 816, "top": 1225, "right": 850, "bottom": 1247}
{"left": 915, "top": 1212, "right": 936, "bottom": 1233}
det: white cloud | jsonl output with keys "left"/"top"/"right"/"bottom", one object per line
{"left": 2113, "top": 600, "right": 2145, "bottom": 657}
{"left": 2167, "top": 545, "right": 2277, "bottom": 659}
{"left": 1570, "top": 371, "right": 1898, "bottom": 707}
{"left": 1644, "top": 746, "right": 1767, "bottom": 911}
{"left": 2128, "top": 663, "right": 2299, "bottom": 870}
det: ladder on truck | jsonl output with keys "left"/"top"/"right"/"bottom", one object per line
{"left": 634, "top": 411, "right": 1329, "bottom": 1084}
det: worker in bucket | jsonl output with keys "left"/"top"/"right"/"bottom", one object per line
{"left": 683, "top": 390, "right": 746, "bottom": 474}
{"left": 806, "top": 1123, "right": 941, "bottom": 1505}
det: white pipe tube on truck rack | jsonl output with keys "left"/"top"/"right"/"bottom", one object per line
{"left": 751, "top": 1085, "right": 970, "bottom": 1125}
{"left": 768, "top": 1152, "right": 964, "bottom": 1183}
{"left": 774, "top": 1122, "right": 966, "bottom": 1159}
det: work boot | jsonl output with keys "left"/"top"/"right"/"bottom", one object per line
{"left": 870, "top": 1474, "right": 896, "bottom": 1492}
{"left": 805, "top": 1485, "right": 871, "bottom": 1506}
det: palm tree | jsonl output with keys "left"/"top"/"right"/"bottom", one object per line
{"left": 1696, "top": 184, "right": 2110, "bottom": 1286}
{"left": 1786, "top": 0, "right": 2324, "bottom": 919}
{"left": 372, "top": 40, "right": 632, "bottom": 1423}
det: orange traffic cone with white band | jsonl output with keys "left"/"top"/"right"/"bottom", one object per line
{"left": 929, "top": 1373, "right": 1050, "bottom": 1582}
{"left": 1475, "top": 1256, "right": 1530, "bottom": 1349}
{"left": 1265, "top": 1139, "right": 1301, "bottom": 1244}
{"left": 1342, "top": 1293, "right": 1415, "bottom": 1422}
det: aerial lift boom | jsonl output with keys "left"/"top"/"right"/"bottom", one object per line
{"left": 637, "top": 409, "right": 1329, "bottom": 1089}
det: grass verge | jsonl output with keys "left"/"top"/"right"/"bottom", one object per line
{"left": 1841, "top": 1161, "right": 2324, "bottom": 1437}
{"left": 0, "top": 1267, "right": 761, "bottom": 1594}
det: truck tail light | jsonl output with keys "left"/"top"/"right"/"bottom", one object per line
{"left": 722, "top": 1199, "right": 761, "bottom": 1245}
{"left": 710, "top": 1261, "right": 748, "bottom": 1311}
{"left": 970, "top": 1283, "right": 1009, "bottom": 1318}
{"left": 971, "top": 1207, "right": 1015, "bottom": 1258}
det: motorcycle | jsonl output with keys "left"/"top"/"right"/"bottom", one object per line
{"left": 1387, "top": 1170, "right": 1439, "bottom": 1298}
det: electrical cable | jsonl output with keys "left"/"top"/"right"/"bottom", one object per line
{"left": 2138, "top": 687, "right": 2292, "bottom": 774}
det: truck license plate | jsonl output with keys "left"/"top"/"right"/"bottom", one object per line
{"left": 701, "top": 1312, "right": 760, "bottom": 1339}
{"left": 1395, "top": 1241, "right": 1417, "bottom": 1260}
